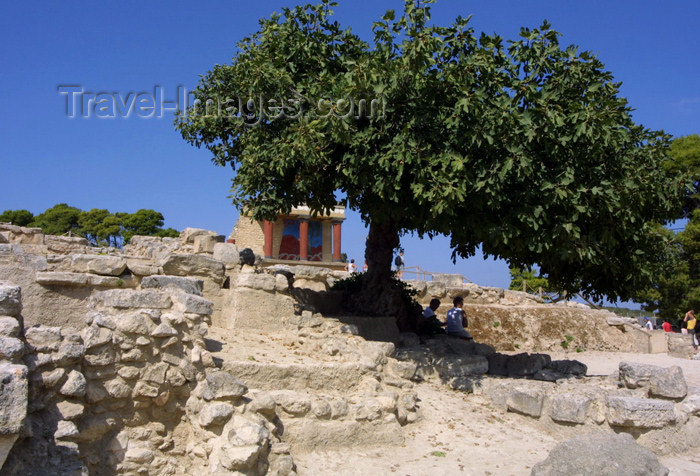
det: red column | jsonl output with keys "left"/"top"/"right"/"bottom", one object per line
{"left": 263, "top": 220, "right": 274, "bottom": 258}
{"left": 332, "top": 220, "right": 342, "bottom": 262}
{"left": 299, "top": 219, "right": 309, "bottom": 261}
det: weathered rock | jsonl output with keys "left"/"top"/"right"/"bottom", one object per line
{"left": 179, "top": 227, "right": 217, "bottom": 244}
{"left": 549, "top": 393, "right": 591, "bottom": 424}
{"left": 235, "top": 273, "right": 276, "bottom": 292}
{"left": 92, "top": 289, "right": 172, "bottom": 310}
{"left": 198, "top": 371, "right": 248, "bottom": 401}
{"left": 0, "top": 336, "right": 24, "bottom": 360}
{"left": 649, "top": 365, "right": 687, "bottom": 400}
{"left": 606, "top": 396, "right": 676, "bottom": 428}
{"left": 60, "top": 370, "right": 87, "bottom": 397}
{"left": 82, "top": 326, "right": 113, "bottom": 350}
{"left": 56, "top": 400, "right": 85, "bottom": 420}
{"left": 0, "top": 317, "right": 20, "bottom": 337}
{"left": 0, "top": 282, "right": 22, "bottom": 316}
{"left": 0, "top": 363, "right": 28, "bottom": 434}
{"left": 115, "top": 312, "right": 156, "bottom": 335}
{"left": 141, "top": 275, "right": 204, "bottom": 296}
{"left": 199, "top": 402, "right": 234, "bottom": 427}
{"left": 25, "top": 326, "right": 62, "bottom": 352}
{"left": 171, "top": 293, "right": 213, "bottom": 316}
{"left": 55, "top": 420, "right": 80, "bottom": 440}
{"left": 159, "top": 253, "right": 225, "bottom": 285}
{"left": 531, "top": 432, "right": 668, "bottom": 476}
{"left": 53, "top": 341, "right": 85, "bottom": 366}
{"left": 506, "top": 386, "right": 545, "bottom": 417}
{"left": 35, "top": 271, "right": 89, "bottom": 286}
{"left": 76, "top": 255, "right": 127, "bottom": 276}
{"left": 619, "top": 361, "right": 656, "bottom": 389}
{"left": 213, "top": 242, "right": 240, "bottom": 267}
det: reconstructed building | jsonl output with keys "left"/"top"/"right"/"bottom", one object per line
{"left": 229, "top": 205, "right": 346, "bottom": 268}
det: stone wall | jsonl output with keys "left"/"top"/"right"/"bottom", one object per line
{"left": 0, "top": 280, "right": 297, "bottom": 475}
{"left": 231, "top": 217, "right": 265, "bottom": 257}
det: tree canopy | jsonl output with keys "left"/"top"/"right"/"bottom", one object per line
{"left": 0, "top": 204, "right": 178, "bottom": 247}
{"left": 634, "top": 135, "right": 700, "bottom": 322}
{"left": 176, "top": 0, "right": 686, "bottom": 318}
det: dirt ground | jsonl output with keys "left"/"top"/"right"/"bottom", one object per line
{"left": 294, "top": 351, "right": 700, "bottom": 476}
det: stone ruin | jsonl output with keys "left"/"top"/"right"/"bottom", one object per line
{"left": 0, "top": 222, "right": 698, "bottom": 474}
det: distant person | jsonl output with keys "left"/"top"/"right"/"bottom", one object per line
{"left": 345, "top": 259, "right": 357, "bottom": 273}
{"left": 644, "top": 317, "right": 654, "bottom": 330}
{"left": 394, "top": 251, "right": 405, "bottom": 279}
{"left": 685, "top": 310, "right": 697, "bottom": 350}
{"left": 661, "top": 320, "right": 672, "bottom": 332}
{"left": 420, "top": 298, "right": 446, "bottom": 335}
{"left": 446, "top": 296, "right": 472, "bottom": 340}
{"left": 362, "top": 261, "right": 368, "bottom": 272}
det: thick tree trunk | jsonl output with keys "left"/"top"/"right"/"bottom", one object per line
{"left": 349, "top": 220, "right": 419, "bottom": 332}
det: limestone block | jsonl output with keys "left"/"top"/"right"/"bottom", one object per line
{"left": 0, "top": 282, "right": 22, "bottom": 316}
{"left": 159, "top": 253, "right": 225, "bottom": 285}
{"left": 274, "top": 273, "right": 289, "bottom": 292}
{"left": 25, "top": 325, "right": 62, "bottom": 352}
{"left": 83, "top": 345, "right": 116, "bottom": 367}
{"left": 133, "top": 381, "right": 160, "bottom": 399}
{"left": 171, "top": 292, "right": 213, "bottom": 315}
{"left": 88, "top": 312, "right": 116, "bottom": 330}
{"left": 213, "top": 242, "right": 240, "bottom": 267}
{"left": 179, "top": 227, "right": 217, "bottom": 245}
{"left": 388, "top": 360, "right": 417, "bottom": 380}
{"left": 151, "top": 323, "right": 177, "bottom": 338}
{"left": 248, "top": 391, "right": 277, "bottom": 416}
{"left": 199, "top": 402, "right": 234, "bottom": 427}
{"left": 56, "top": 400, "right": 85, "bottom": 420}
{"left": 92, "top": 289, "right": 172, "bottom": 310}
{"left": 53, "top": 340, "right": 85, "bottom": 366}
{"left": 104, "top": 377, "right": 132, "bottom": 399}
{"left": 115, "top": 312, "right": 156, "bottom": 335}
{"left": 125, "top": 259, "right": 160, "bottom": 277}
{"left": 117, "top": 366, "right": 141, "bottom": 381}
{"left": 59, "top": 370, "right": 87, "bottom": 397}
{"left": 273, "top": 391, "right": 311, "bottom": 416}
{"left": 193, "top": 234, "right": 225, "bottom": 254}
{"left": 88, "top": 274, "right": 137, "bottom": 288}
{"left": 0, "top": 336, "right": 24, "bottom": 360}
{"left": 425, "top": 281, "right": 446, "bottom": 298}
{"left": 531, "top": 432, "right": 668, "bottom": 476}
{"left": 73, "top": 255, "right": 127, "bottom": 276}
{"left": 40, "top": 368, "right": 66, "bottom": 388}
{"left": 82, "top": 326, "right": 113, "bottom": 350}
{"left": 44, "top": 235, "right": 88, "bottom": 253}
{"left": 667, "top": 333, "right": 694, "bottom": 359}
{"left": 404, "top": 280, "right": 427, "bottom": 295}
{"left": 0, "top": 317, "right": 19, "bottom": 337}
{"left": 35, "top": 271, "right": 89, "bottom": 286}
{"left": 235, "top": 273, "right": 276, "bottom": 292}
{"left": 431, "top": 273, "right": 464, "bottom": 286}
{"left": 227, "top": 415, "right": 270, "bottom": 447}
{"left": 197, "top": 371, "right": 248, "bottom": 401}
{"left": 506, "top": 386, "right": 545, "bottom": 417}
{"left": 649, "top": 365, "right": 687, "bottom": 400}
{"left": 213, "top": 444, "right": 262, "bottom": 472}
{"left": 55, "top": 420, "right": 79, "bottom": 440}
{"left": 605, "top": 396, "right": 676, "bottom": 428}
{"left": 549, "top": 393, "right": 591, "bottom": 424}
{"left": 0, "top": 363, "right": 28, "bottom": 434}
{"left": 619, "top": 361, "right": 656, "bottom": 388}
{"left": 0, "top": 224, "right": 44, "bottom": 245}
{"left": 142, "top": 363, "right": 169, "bottom": 385}
{"left": 141, "top": 275, "right": 204, "bottom": 296}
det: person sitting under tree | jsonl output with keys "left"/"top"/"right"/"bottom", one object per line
{"left": 419, "top": 298, "right": 446, "bottom": 335}
{"left": 446, "top": 296, "right": 472, "bottom": 340}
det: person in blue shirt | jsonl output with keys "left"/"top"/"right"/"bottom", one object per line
{"left": 446, "top": 296, "right": 472, "bottom": 340}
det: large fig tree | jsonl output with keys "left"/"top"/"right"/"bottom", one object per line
{"left": 176, "top": 0, "right": 686, "bottom": 329}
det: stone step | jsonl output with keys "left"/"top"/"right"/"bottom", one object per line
{"left": 221, "top": 360, "right": 372, "bottom": 393}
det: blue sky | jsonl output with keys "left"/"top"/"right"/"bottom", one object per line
{"left": 2, "top": 1, "right": 699, "bottom": 301}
